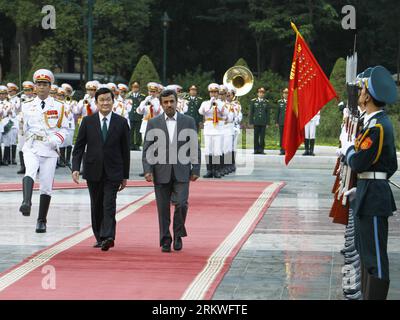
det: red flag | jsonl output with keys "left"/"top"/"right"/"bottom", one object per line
{"left": 283, "top": 23, "right": 337, "bottom": 165}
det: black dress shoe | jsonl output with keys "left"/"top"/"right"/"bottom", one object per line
{"left": 93, "top": 241, "right": 102, "bottom": 248}
{"left": 139, "top": 173, "right": 145, "bottom": 177}
{"left": 173, "top": 237, "right": 183, "bottom": 251}
{"left": 161, "top": 243, "right": 171, "bottom": 253}
{"left": 35, "top": 221, "right": 46, "bottom": 233}
{"left": 101, "top": 238, "right": 115, "bottom": 251}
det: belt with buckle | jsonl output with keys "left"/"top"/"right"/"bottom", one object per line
{"left": 32, "top": 134, "right": 46, "bottom": 142}
{"left": 357, "top": 172, "right": 387, "bottom": 180}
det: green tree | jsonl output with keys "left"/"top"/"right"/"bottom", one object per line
{"left": 129, "top": 55, "right": 161, "bottom": 93}
{"left": 171, "top": 66, "right": 215, "bottom": 98}
{"left": 318, "top": 57, "right": 346, "bottom": 141}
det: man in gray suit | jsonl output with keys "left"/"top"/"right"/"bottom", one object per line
{"left": 142, "top": 89, "right": 201, "bottom": 253}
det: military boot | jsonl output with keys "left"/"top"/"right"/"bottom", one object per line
{"left": 203, "top": 156, "right": 213, "bottom": 178}
{"left": 11, "top": 145, "right": 17, "bottom": 164}
{"left": 309, "top": 139, "right": 316, "bottom": 156}
{"left": 19, "top": 176, "right": 34, "bottom": 216}
{"left": 17, "top": 151, "right": 26, "bottom": 174}
{"left": 303, "top": 139, "right": 310, "bottom": 156}
{"left": 36, "top": 194, "right": 51, "bottom": 233}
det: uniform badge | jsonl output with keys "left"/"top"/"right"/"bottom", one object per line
{"left": 360, "top": 137, "right": 373, "bottom": 150}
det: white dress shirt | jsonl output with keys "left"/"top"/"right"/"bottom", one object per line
{"left": 165, "top": 113, "right": 177, "bottom": 143}
{"left": 99, "top": 112, "right": 112, "bottom": 130}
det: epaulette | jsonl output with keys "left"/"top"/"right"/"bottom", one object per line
{"left": 55, "top": 99, "right": 64, "bottom": 104}
{"left": 23, "top": 98, "right": 34, "bottom": 104}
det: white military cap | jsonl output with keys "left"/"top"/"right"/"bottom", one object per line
{"left": 85, "top": 81, "right": 98, "bottom": 90}
{"left": 33, "top": 69, "right": 55, "bottom": 84}
{"left": 165, "top": 85, "right": 177, "bottom": 92}
{"left": 226, "top": 84, "right": 237, "bottom": 95}
{"left": 50, "top": 84, "right": 59, "bottom": 92}
{"left": 118, "top": 84, "right": 129, "bottom": 92}
{"left": 208, "top": 83, "right": 220, "bottom": 91}
{"left": 219, "top": 85, "right": 228, "bottom": 93}
{"left": 147, "top": 82, "right": 159, "bottom": 91}
{"left": 0, "top": 85, "right": 8, "bottom": 93}
{"left": 107, "top": 83, "right": 117, "bottom": 91}
{"left": 7, "top": 83, "right": 18, "bottom": 90}
{"left": 22, "top": 81, "right": 35, "bottom": 89}
{"left": 61, "top": 83, "right": 73, "bottom": 92}
{"left": 157, "top": 84, "right": 164, "bottom": 92}
{"left": 57, "top": 87, "right": 66, "bottom": 95}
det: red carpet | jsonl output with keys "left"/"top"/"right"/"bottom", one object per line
{"left": 0, "top": 180, "right": 149, "bottom": 192}
{"left": 0, "top": 180, "right": 284, "bottom": 300}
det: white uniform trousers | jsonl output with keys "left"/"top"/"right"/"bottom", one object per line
{"left": 305, "top": 121, "right": 317, "bottom": 139}
{"left": 24, "top": 151, "right": 58, "bottom": 196}
{"left": 223, "top": 123, "right": 234, "bottom": 154}
{"left": 17, "top": 134, "right": 25, "bottom": 151}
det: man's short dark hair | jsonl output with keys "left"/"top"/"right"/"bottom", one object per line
{"left": 95, "top": 87, "right": 114, "bottom": 102}
{"left": 160, "top": 89, "right": 177, "bottom": 102}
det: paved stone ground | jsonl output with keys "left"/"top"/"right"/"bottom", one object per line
{"left": 0, "top": 147, "right": 399, "bottom": 300}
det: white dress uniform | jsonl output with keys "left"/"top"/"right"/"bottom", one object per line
{"left": 60, "top": 100, "right": 76, "bottom": 148}
{"left": 177, "top": 98, "right": 188, "bottom": 114}
{"left": 137, "top": 96, "right": 162, "bottom": 141}
{"left": 305, "top": 111, "right": 321, "bottom": 139}
{"left": 199, "top": 97, "right": 226, "bottom": 157}
{"left": 233, "top": 101, "right": 242, "bottom": 152}
{"left": 74, "top": 96, "right": 97, "bottom": 119}
{"left": 22, "top": 96, "right": 69, "bottom": 195}
{"left": 0, "top": 99, "right": 15, "bottom": 146}
{"left": 113, "top": 96, "right": 131, "bottom": 127}
{"left": 223, "top": 101, "right": 235, "bottom": 155}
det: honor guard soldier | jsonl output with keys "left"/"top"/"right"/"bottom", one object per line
{"left": 0, "top": 85, "right": 13, "bottom": 165}
{"left": 19, "top": 69, "right": 69, "bottom": 233}
{"left": 74, "top": 81, "right": 98, "bottom": 122}
{"left": 21, "top": 81, "right": 35, "bottom": 102}
{"left": 249, "top": 87, "right": 270, "bottom": 154}
{"left": 276, "top": 88, "right": 288, "bottom": 155}
{"left": 57, "top": 87, "right": 75, "bottom": 168}
{"left": 7, "top": 83, "right": 21, "bottom": 112}
{"left": 49, "top": 84, "right": 58, "bottom": 98}
{"left": 304, "top": 111, "right": 321, "bottom": 156}
{"left": 185, "top": 85, "right": 203, "bottom": 132}
{"left": 126, "top": 81, "right": 145, "bottom": 150}
{"left": 137, "top": 82, "right": 163, "bottom": 143}
{"left": 199, "top": 83, "right": 226, "bottom": 178}
{"left": 341, "top": 66, "right": 398, "bottom": 300}
{"left": 223, "top": 85, "right": 237, "bottom": 174}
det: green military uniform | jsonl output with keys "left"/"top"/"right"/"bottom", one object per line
{"left": 185, "top": 96, "right": 203, "bottom": 131}
{"left": 249, "top": 98, "right": 270, "bottom": 154}
{"left": 127, "top": 91, "right": 146, "bottom": 150}
{"left": 276, "top": 99, "right": 287, "bottom": 154}
{"left": 345, "top": 65, "right": 398, "bottom": 300}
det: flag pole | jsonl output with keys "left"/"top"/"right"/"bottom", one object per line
{"left": 290, "top": 22, "right": 302, "bottom": 38}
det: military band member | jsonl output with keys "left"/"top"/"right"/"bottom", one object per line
{"left": 230, "top": 87, "right": 242, "bottom": 172}
{"left": 21, "top": 81, "right": 36, "bottom": 102}
{"left": 74, "top": 81, "right": 98, "bottom": 121}
{"left": 276, "top": 88, "right": 288, "bottom": 155}
{"left": 249, "top": 87, "right": 270, "bottom": 155}
{"left": 137, "top": 82, "right": 163, "bottom": 143}
{"left": 19, "top": 69, "right": 69, "bottom": 233}
{"left": 223, "top": 85, "right": 237, "bottom": 174}
{"left": 57, "top": 87, "right": 75, "bottom": 168}
{"left": 303, "top": 111, "right": 320, "bottom": 156}
{"left": 185, "top": 85, "right": 202, "bottom": 132}
{"left": 49, "top": 84, "right": 58, "bottom": 98}
{"left": 7, "top": 83, "right": 21, "bottom": 112}
{"left": 1, "top": 99, "right": 18, "bottom": 165}
{"left": 341, "top": 66, "right": 398, "bottom": 300}
{"left": 126, "top": 81, "right": 145, "bottom": 150}
{"left": 199, "top": 83, "right": 226, "bottom": 178}
{"left": 0, "top": 85, "right": 12, "bottom": 166}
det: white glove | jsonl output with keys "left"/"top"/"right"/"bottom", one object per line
{"left": 344, "top": 187, "right": 357, "bottom": 202}
{"left": 48, "top": 135, "right": 60, "bottom": 151}
{"left": 339, "top": 127, "right": 354, "bottom": 156}
{"left": 145, "top": 96, "right": 152, "bottom": 104}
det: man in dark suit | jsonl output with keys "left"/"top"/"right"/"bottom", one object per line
{"left": 142, "top": 89, "right": 201, "bottom": 253}
{"left": 72, "top": 87, "right": 130, "bottom": 251}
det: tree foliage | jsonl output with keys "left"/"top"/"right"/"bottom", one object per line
{"left": 129, "top": 55, "right": 161, "bottom": 93}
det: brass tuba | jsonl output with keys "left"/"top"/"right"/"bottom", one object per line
{"left": 223, "top": 66, "right": 254, "bottom": 97}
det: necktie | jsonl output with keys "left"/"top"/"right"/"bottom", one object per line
{"left": 41, "top": 101, "right": 45, "bottom": 110}
{"left": 102, "top": 117, "right": 108, "bottom": 142}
